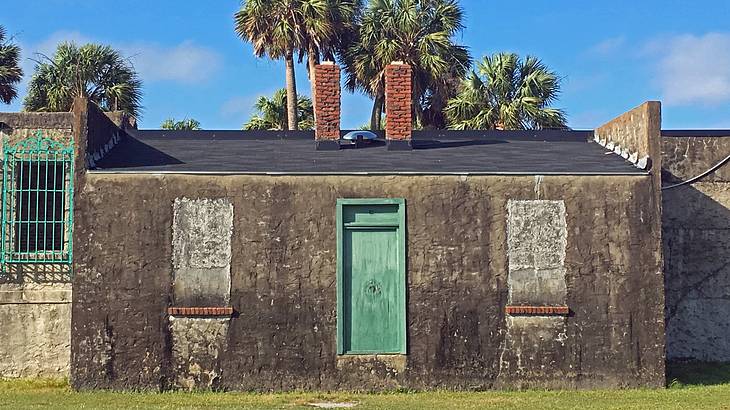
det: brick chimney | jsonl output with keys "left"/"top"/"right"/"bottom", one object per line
{"left": 314, "top": 61, "right": 341, "bottom": 151}
{"left": 385, "top": 62, "right": 413, "bottom": 150}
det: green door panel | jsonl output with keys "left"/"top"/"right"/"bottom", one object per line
{"left": 343, "top": 228, "right": 401, "bottom": 353}
{"left": 342, "top": 204, "right": 400, "bottom": 226}
{"left": 337, "top": 199, "right": 406, "bottom": 355}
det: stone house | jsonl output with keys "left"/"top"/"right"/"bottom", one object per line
{"left": 0, "top": 61, "right": 726, "bottom": 391}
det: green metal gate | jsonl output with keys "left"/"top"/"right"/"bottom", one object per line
{"left": 0, "top": 131, "right": 74, "bottom": 271}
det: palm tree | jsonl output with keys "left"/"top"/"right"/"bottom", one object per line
{"left": 161, "top": 118, "right": 202, "bottom": 130}
{"left": 235, "top": 0, "right": 363, "bottom": 130}
{"left": 235, "top": 0, "right": 302, "bottom": 130}
{"left": 445, "top": 53, "right": 567, "bottom": 130}
{"left": 342, "top": 0, "right": 471, "bottom": 130}
{"left": 244, "top": 88, "right": 314, "bottom": 130}
{"left": 299, "top": 0, "right": 363, "bottom": 101}
{"left": 24, "top": 42, "right": 142, "bottom": 117}
{"left": 0, "top": 26, "right": 23, "bottom": 104}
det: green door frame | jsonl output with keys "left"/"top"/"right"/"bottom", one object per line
{"left": 336, "top": 198, "right": 407, "bottom": 355}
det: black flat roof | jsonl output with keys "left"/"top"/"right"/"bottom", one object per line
{"left": 92, "top": 129, "right": 646, "bottom": 175}
{"left": 662, "top": 130, "right": 730, "bottom": 137}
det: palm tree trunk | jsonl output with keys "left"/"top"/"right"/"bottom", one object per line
{"left": 307, "top": 48, "right": 319, "bottom": 123}
{"left": 370, "top": 93, "right": 384, "bottom": 130}
{"left": 285, "top": 49, "right": 299, "bottom": 130}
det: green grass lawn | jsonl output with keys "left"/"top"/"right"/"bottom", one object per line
{"left": 2, "top": 364, "right": 730, "bottom": 410}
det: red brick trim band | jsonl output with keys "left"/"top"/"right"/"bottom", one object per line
{"left": 167, "top": 307, "right": 234, "bottom": 317}
{"left": 505, "top": 306, "right": 570, "bottom": 316}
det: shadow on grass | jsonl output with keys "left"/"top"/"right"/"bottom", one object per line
{"left": 667, "top": 362, "right": 730, "bottom": 388}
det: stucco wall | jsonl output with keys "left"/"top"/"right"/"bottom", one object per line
{"left": 71, "top": 173, "right": 664, "bottom": 391}
{"left": 0, "top": 283, "right": 71, "bottom": 377}
{"left": 595, "top": 102, "right": 662, "bottom": 178}
{"left": 0, "top": 112, "right": 75, "bottom": 378}
{"left": 662, "top": 135, "right": 730, "bottom": 362}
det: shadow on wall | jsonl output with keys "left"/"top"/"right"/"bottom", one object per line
{"left": 667, "top": 362, "right": 730, "bottom": 387}
{"left": 0, "top": 264, "right": 72, "bottom": 284}
{"left": 663, "top": 174, "right": 730, "bottom": 363}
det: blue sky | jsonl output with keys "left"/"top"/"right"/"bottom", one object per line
{"left": 2, "top": 0, "right": 730, "bottom": 130}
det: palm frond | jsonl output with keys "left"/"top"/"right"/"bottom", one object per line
{"left": 446, "top": 52, "right": 567, "bottom": 130}
{"left": 0, "top": 25, "right": 23, "bottom": 104}
{"left": 22, "top": 42, "right": 142, "bottom": 116}
{"left": 243, "top": 88, "right": 315, "bottom": 130}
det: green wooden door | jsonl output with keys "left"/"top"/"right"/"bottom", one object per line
{"left": 337, "top": 199, "right": 406, "bottom": 355}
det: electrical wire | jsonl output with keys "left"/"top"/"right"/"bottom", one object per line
{"left": 661, "top": 153, "right": 730, "bottom": 190}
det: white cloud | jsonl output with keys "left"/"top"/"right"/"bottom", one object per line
{"left": 122, "top": 41, "right": 222, "bottom": 84}
{"left": 562, "top": 73, "right": 608, "bottom": 94}
{"left": 650, "top": 33, "right": 730, "bottom": 106}
{"left": 220, "top": 95, "right": 260, "bottom": 118}
{"left": 18, "top": 31, "right": 93, "bottom": 86}
{"left": 568, "top": 110, "right": 610, "bottom": 130}
{"left": 588, "top": 36, "right": 625, "bottom": 57}
{"left": 220, "top": 87, "right": 281, "bottom": 120}
{"left": 21, "top": 31, "right": 222, "bottom": 85}
{"left": 28, "top": 30, "right": 93, "bottom": 59}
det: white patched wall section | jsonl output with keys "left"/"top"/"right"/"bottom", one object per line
{"left": 500, "top": 200, "right": 569, "bottom": 376}
{"left": 172, "top": 197, "right": 233, "bottom": 306}
{"left": 507, "top": 200, "right": 568, "bottom": 306}
{"left": 170, "top": 198, "right": 233, "bottom": 390}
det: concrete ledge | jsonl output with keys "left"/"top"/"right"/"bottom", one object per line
{"left": 0, "top": 289, "right": 72, "bottom": 304}
{"left": 336, "top": 354, "right": 407, "bottom": 373}
{"left": 167, "top": 306, "right": 233, "bottom": 317}
{"left": 506, "top": 305, "right": 570, "bottom": 316}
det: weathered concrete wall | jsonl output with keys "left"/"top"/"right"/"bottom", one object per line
{"left": 0, "top": 283, "right": 71, "bottom": 377}
{"left": 504, "top": 200, "right": 570, "bottom": 383}
{"left": 169, "top": 198, "right": 233, "bottom": 389}
{"left": 0, "top": 112, "right": 75, "bottom": 378}
{"left": 72, "top": 173, "right": 664, "bottom": 390}
{"left": 0, "top": 112, "right": 74, "bottom": 148}
{"left": 662, "top": 135, "right": 730, "bottom": 183}
{"left": 170, "top": 317, "right": 229, "bottom": 390}
{"left": 72, "top": 99, "right": 130, "bottom": 170}
{"left": 662, "top": 135, "right": 730, "bottom": 362}
{"left": 595, "top": 102, "right": 662, "bottom": 176}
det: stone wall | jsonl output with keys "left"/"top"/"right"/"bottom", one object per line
{"left": 0, "top": 112, "right": 74, "bottom": 148}
{"left": 0, "top": 102, "right": 128, "bottom": 378}
{"left": 0, "top": 284, "right": 71, "bottom": 377}
{"left": 595, "top": 102, "right": 662, "bottom": 175}
{"left": 71, "top": 173, "right": 665, "bottom": 390}
{"left": 662, "top": 133, "right": 730, "bottom": 362}
{"left": 0, "top": 111, "right": 75, "bottom": 378}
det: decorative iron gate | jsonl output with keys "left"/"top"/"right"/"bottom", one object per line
{"left": 0, "top": 131, "right": 74, "bottom": 271}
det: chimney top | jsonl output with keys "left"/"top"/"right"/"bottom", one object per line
{"left": 391, "top": 61, "right": 405, "bottom": 65}
{"left": 314, "top": 63, "right": 342, "bottom": 150}
{"left": 321, "top": 60, "right": 335, "bottom": 65}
